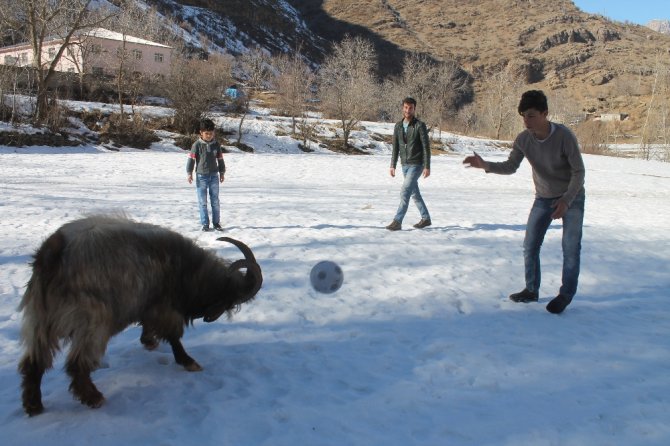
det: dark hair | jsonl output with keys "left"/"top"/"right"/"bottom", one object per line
{"left": 518, "top": 90, "right": 548, "bottom": 114}
{"left": 199, "top": 118, "right": 215, "bottom": 132}
{"left": 402, "top": 97, "right": 417, "bottom": 106}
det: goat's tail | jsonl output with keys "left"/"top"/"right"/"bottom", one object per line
{"left": 18, "top": 230, "right": 66, "bottom": 371}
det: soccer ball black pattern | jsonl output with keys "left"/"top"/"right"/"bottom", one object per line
{"left": 310, "top": 261, "right": 343, "bottom": 294}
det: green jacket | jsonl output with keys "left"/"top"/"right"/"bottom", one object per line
{"left": 391, "top": 117, "right": 430, "bottom": 169}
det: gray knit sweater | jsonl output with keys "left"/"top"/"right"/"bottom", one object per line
{"left": 485, "top": 123, "right": 585, "bottom": 205}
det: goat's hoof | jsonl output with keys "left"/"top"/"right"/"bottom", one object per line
{"left": 79, "top": 392, "right": 105, "bottom": 409}
{"left": 24, "top": 401, "right": 45, "bottom": 416}
{"left": 184, "top": 361, "right": 203, "bottom": 372}
{"left": 88, "top": 397, "right": 105, "bottom": 409}
{"left": 141, "top": 339, "right": 159, "bottom": 351}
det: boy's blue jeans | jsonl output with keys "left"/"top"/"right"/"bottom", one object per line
{"left": 196, "top": 173, "right": 220, "bottom": 226}
{"left": 523, "top": 189, "right": 585, "bottom": 299}
{"left": 393, "top": 164, "right": 430, "bottom": 223}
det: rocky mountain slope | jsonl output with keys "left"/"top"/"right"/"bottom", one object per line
{"left": 287, "top": 0, "right": 670, "bottom": 122}
{"left": 130, "top": 1, "right": 670, "bottom": 137}
{"left": 648, "top": 19, "right": 670, "bottom": 35}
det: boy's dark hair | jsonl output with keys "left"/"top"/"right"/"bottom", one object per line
{"left": 402, "top": 97, "right": 417, "bottom": 107}
{"left": 518, "top": 90, "right": 548, "bottom": 114}
{"left": 199, "top": 118, "right": 215, "bottom": 132}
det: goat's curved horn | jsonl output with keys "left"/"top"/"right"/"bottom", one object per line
{"left": 218, "top": 237, "right": 263, "bottom": 297}
{"left": 217, "top": 237, "right": 257, "bottom": 263}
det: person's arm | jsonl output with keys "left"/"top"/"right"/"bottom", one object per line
{"left": 419, "top": 121, "right": 431, "bottom": 177}
{"left": 560, "top": 132, "right": 586, "bottom": 206}
{"left": 186, "top": 144, "right": 197, "bottom": 183}
{"left": 390, "top": 124, "right": 400, "bottom": 176}
{"left": 463, "top": 142, "right": 525, "bottom": 174}
{"left": 217, "top": 145, "right": 226, "bottom": 183}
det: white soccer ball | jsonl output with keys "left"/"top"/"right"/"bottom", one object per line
{"left": 310, "top": 261, "right": 344, "bottom": 294}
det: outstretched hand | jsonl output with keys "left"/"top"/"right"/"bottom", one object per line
{"left": 463, "top": 151, "right": 487, "bottom": 169}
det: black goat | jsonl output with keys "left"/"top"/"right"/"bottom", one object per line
{"left": 18, "top": 216, "right": 262, "bottom": 416}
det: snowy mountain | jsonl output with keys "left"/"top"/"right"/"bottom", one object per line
{"left": 146, "top": 0, "right": 327, "bottom": 58}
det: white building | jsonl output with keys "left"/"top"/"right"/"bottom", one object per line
{"left": 0, "top": 28, "right": 172, "bottom": 77}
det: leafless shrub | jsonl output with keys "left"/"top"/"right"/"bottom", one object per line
{"left": 166, "top": 54, "right": 233, "bottom": 134}
{"left": 574, "top": 121, "right": 610, "bottom": 155}
{"left": 318, "top": 36, "right": 379, "bottom": 150}
{"left": 99, "top": 113, "right": 159, "bottom": 149}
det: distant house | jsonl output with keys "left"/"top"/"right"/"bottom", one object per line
{"left": 0, "top": 28, "right": 172, "bottom": 77}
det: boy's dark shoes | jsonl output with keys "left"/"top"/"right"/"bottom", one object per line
{"left": 546, "top": 294, "right": 572, "bottom": 314}
{"left": 385, "top": 220, "right": 402, "bottom": 231}
{"left": 213, "top": 223, "right": 224, "bottom": 231}
{"left": 413, "top": 218, "right": 432, "bottom": 229}
{"left": 509, "top": 288, "right": 539, "bottom": 303}
{"left": 201, "top": 225, "right": 211, "bottom": 232}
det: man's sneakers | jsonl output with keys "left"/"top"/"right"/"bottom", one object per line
{"left": 385, "top": 220, "right": 402, "bottom": 231}
{"left": 546, "top": 294, "right": 572, "bottom": 314}
{"left": 386, "top": 219, "right": 432, "bottom": 230}
{"left": 202, "top": 224, "right": 224, "bottom": 232}
{"left": 413, "top": 218, "right": 432, "bottom": 229}
{"left": 510, "top": 289, "right": 573, "bottom": 314}
{"left": 509, "top": 288, "right": 538, "bottom": 303}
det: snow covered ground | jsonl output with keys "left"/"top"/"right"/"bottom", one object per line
{"left": 1, "top": 123, "right": 669, "bottom": 445}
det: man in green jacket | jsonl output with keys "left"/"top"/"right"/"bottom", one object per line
{"left": 386, "top": 97, "right": 432, "bottom": 231}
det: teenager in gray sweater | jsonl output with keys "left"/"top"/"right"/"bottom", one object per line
{"left": 463, "top": 90, "right": 585, "bottom": 314}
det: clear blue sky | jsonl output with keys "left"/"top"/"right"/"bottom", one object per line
{"left": 572, "top": 0, "right": 668, "bottom": 25}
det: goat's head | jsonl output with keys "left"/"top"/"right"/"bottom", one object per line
{"left": 203, "top": 237, "right": 263, "bottom": 322}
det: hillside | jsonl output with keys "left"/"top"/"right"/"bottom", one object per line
{"left": 3, "top": 0, "right": 669, "bottom": 141}
{"left": 286, "top": 1, "right": 670, "bottom": 129}
{"left": 149, "top": 0, "right": 670, "bottom": 140}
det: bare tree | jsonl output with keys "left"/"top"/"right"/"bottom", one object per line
{"left": 640, "top": 54, "right": 670, "bottom": 161}
{"left": 235, "top": 88, "right": 252, "bottom": 147}
{"left": 380, "top": 53, "right": 469, "bottom": 136}
{"left": 166, "top": 54, "right": 233, "bottom": 134}
{"left": 272, "top": 50, "right": 315, "bottom": 136}
{"left": 395, "top": 52, "right": 435, "bottom": 119}
{"left": 426, "top": 58, "right": 469, "bottom": 137}
{"left": 479, "top": 62, "right": 525, "bottom": 139}
{"left": 318, "top": 36, "right": 379, "bottom": 150}
{"left": 0, "top": 0, "right": 113, "bottom": 122}
{"left": 239, "top": 47, "right": 273, "bottom": 91}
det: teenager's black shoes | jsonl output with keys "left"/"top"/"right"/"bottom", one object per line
{"left": 546, "top": 295, "right": 572, "bottom": 314}
{"left": 509, "top": 289, "right": 539, "bottom": 303}
{"left": 201, "top": 225, "right": 211, "bottom": 232}
{"left": 213, "top": 223, "right": 224, "bottom": 231}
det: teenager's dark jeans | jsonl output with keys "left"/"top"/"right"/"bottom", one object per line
{"left": 393, "top": 164, "right": 430, "bottom": 223}
{"left": 196, "top": 173, "right": 221, "bottom": 226}
{"left": 523, "top": 189, "right": 585, "bottom": 298}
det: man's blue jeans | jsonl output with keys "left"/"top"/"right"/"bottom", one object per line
{"left": 394, "top": 164, "right": 430, "bottom": 223}
{"left": 523, "top": 190, "right": 585, "bottom": 298}
{"left": 196, "top": 173, "right": 220, "bottom": 226}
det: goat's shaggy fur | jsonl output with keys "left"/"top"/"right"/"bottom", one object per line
{"left": 18, "top": 216, "right": 262, "bottom": 416}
